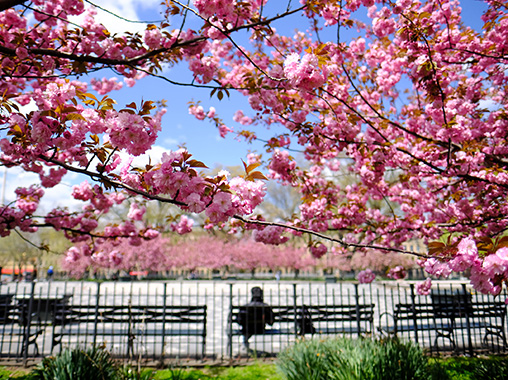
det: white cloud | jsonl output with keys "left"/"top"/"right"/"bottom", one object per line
{"left": 479, "top": 98, "right": 501, "bottom": 111}
{"left": 0, "top": 166, "right": 82, "bottom": 212}
{"left": 1, "top": 145, "right": 172, "bottom": 212}
{"left": 77, "top": 0, "right": 163, "bottom": 36}
{"left": 130, "top": 144, "right": 169, "bottom": 167}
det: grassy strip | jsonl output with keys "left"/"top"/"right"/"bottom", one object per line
{"left": 0, "top": 352, "right": 507, "bottom": 379}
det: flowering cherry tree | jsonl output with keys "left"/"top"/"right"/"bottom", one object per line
{"left": 1, "top": 0, "right": 508, "bottom": 295}
{"left": 61, "top": 235, "right": 316, "bottom": 277}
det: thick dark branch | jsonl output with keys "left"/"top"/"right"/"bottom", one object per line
{"left": 83, "top": 0, "right": 164, "bottom": 24}
{"left": 39, "top": 155, "right": 187, "bottom": 207}
{"left": 34, "top": 223, "right": 148, "bottom": 240}
{"left": 0, "top": 5, "right": 306, "bottom": 67}
{"left": 0, "top": 0, "right": 26, "bottom": 12}
{"left": 233, "top": 215, "right": 431, "bottom": 259}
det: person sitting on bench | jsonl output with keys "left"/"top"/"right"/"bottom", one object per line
{"left": 237, "top": 287, "right": 274, "bottom": 350}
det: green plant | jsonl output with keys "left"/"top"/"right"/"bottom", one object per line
{"left": 473, "top": 357, "right": 508, "bottom": 380}
{"left": 430, "top": 357, "right": 475, "bottom": 380}
{"left": 29, "top": 346, "right": 118, "bottom": 380}
{"left": 219, "top": 363, "right": 284, "bottom": 380}
{"left": 277, "top": 337, "right": 436, "bottom": 380}
{"left": 368, "top": 338, "right": 432, "bottom": 380}
{"left": 277, "top": 338, "right": 336, "bottom": 380}
{"left": 0, "top": 367, "right": 10, "bottom": 380}
{"left": 156, "top": 367, "right": 211, "bottom": 380}
{"left": 118, "top": 365, "right": 156, "bottom": 380}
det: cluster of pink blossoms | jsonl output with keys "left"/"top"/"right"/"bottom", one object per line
{"left": 15, "top": 185, "right": 44, "bottom": 214}
{"left": 357, "top": 269, "right": 376, "bottom": 284}
{"left": 387, "top": 265, "right": 408, "bottom": 280}
{"left": 268, "top": 149, "right": 297, "bottom": 184}
{"left": 127, "top": 203, "right": 146, "bottom": 221}
{"left": 283, "top": 53, "right": 328, "bottom": 91}
{"left": 229, "top": 177, "right": 266, "bottom": 214}
{"left": 252, "top": 225, "right": 290, "bottom": 245}
{"left": 0, "top": 185, "right": 44, "bottom": 237}
{"left": 143, "top": 151, "right": 266, "bottom": 225}
{"left": 107, "top": 110, "right": 165, "bottom": 156}
{"left": 310, "top": 243, "right": 328, "bottom": 259}
{"left": 92, "top": 250, "right": 123, "bottom": 267}
{"left": 416, "top": 278, "right": 433, "bottom": 296}
{"left": 65, "top": 245, "right": 123, "bottom": 269}
{"left": 90, "top": 77, "right": 123, "bottom": 95}
{"left": 170, "top": 215, "right": 194, "bottom": 235}
{"left": 421, "top": 237, "right": 508, "bottom": 296}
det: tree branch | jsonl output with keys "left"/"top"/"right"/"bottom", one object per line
{"left": 0, "top": 0, "right": 27, "bottom": 13}
{"left": 233, "top": 215, "right": 431, "bottom": 259}
{"left": 39, "top": 155, "right": 188, "bottom": 207}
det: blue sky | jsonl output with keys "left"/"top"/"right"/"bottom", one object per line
{"left": 106, "top": 0, "right": 488, "bottom": 167}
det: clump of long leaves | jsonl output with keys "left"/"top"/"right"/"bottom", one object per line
{"left": 277, "top": 337, "right": 434, "bottom": 380}
{"left": 29, "top": 346, "right": 118, "bottom": 380}
{"left": 473, "top": 357, "right": 508, "bottom": 380}
{"left": 117, "top": 365, "right": 156, "bottom": 380}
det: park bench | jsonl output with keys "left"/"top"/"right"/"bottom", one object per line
{"left": 51, "top": 303, "right": 207, "bottom": 358}
{"left": 297, "top": 304, "right": 375, "bottom": 335}
{"left": 379, "top": 291, "right": 507, "bottom": 351}
{"left": 227, "top": 303, "right": 375, "bottom": 356}
{"left": 0, "top": 294, "right": 67, "bottom": 357}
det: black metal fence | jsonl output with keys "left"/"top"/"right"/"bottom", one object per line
{"left": 0, "top": 280, "right": 506, "bottom": 365}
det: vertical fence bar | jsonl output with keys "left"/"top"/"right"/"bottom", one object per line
{"left": 228, "top": 283, "right": 233, "bottom": 359}
{"left": 354, "top": 284, "right": 361, "bottom": 337}
{"left": 93, "top": 282, "right": 101, "bottom": 348}
{"left": 160, "top": 282, "right": 167, "bottom": 364}
{"left": 22, "top": 281, "right": 35, "bottom": 365}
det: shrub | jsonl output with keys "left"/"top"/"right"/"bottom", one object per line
{"left": 473, "top": 357, "right": 508, "bottom": 380}
{"left": 368, "top": 338, "right": 432, "bottom": 380}
{"left": 0, "top": 368, "right": 10, "bottom": 380}
{"left": 29, "top": 346, "right": 117, "bottom": 380}
{"left": 277, "top": 338, "right": 338, "bottom": 380}
{"left": 277, "top": 337, "right": 435, "bottom": 380}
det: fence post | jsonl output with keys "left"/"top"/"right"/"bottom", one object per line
{"left": 354, "top": 284, "right": 361, "bottom": 337}
{"left": 409, "top": 284, "right": 419, "bottom": 344}
{"left": 160, "top": 282, "right": 167, "bottom": 365}
{"left": 293, "top": 283, "right": 298, "bottom": 339}
{"left": 228, "top": 283, "right": 233, "bottom": 359}
{"left": 461, "top": 283, "right": 473, "bottom": 356}
{"left": 22, "top": 281, "right": 36, "bottom": 365}
{"left": 93, "top": 282, "right": 101, "bottom": 347}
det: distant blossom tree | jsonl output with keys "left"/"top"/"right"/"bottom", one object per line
{"left": 62, "top": 235, "right": 317, "bottom": 277}
{"left": 1, "top": 0, "right": 508, "bottom": 295}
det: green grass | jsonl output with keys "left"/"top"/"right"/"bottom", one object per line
{"left": 154, "top": 363, "right": 283, "bottom": 380}
{"left": 1, "top": 355, "right": 508, "bottom": 380}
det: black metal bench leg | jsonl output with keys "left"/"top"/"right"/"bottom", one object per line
{"left": 434, "top": 328, "right": 456, "bottom": 351}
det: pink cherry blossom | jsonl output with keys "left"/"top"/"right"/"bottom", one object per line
{"left": 3, "top": 0, "right": 508, "bottom": 296}
{"left": 283, "top": 53, "right": 328, "bottom": 91}
{"left": 387, "top": 265, "right": 408, "bottom": 280}
{"left": 170, "top": 215, "right": 194, "bottom": 234}
{"left": 127, "top": 203, "right": 146, "bottom": 221}
{"left": 416, "top": 278, "right": 432, "bottom": 296}
{"left": 310, "top": 243, "right": 327, "bottom": 259}
{"left": 357, "top": 269, "right": 376, "bottom": 284}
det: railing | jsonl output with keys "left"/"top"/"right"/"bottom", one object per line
{"left": 0, "top": 280, "right": 506, "bottom": 365}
